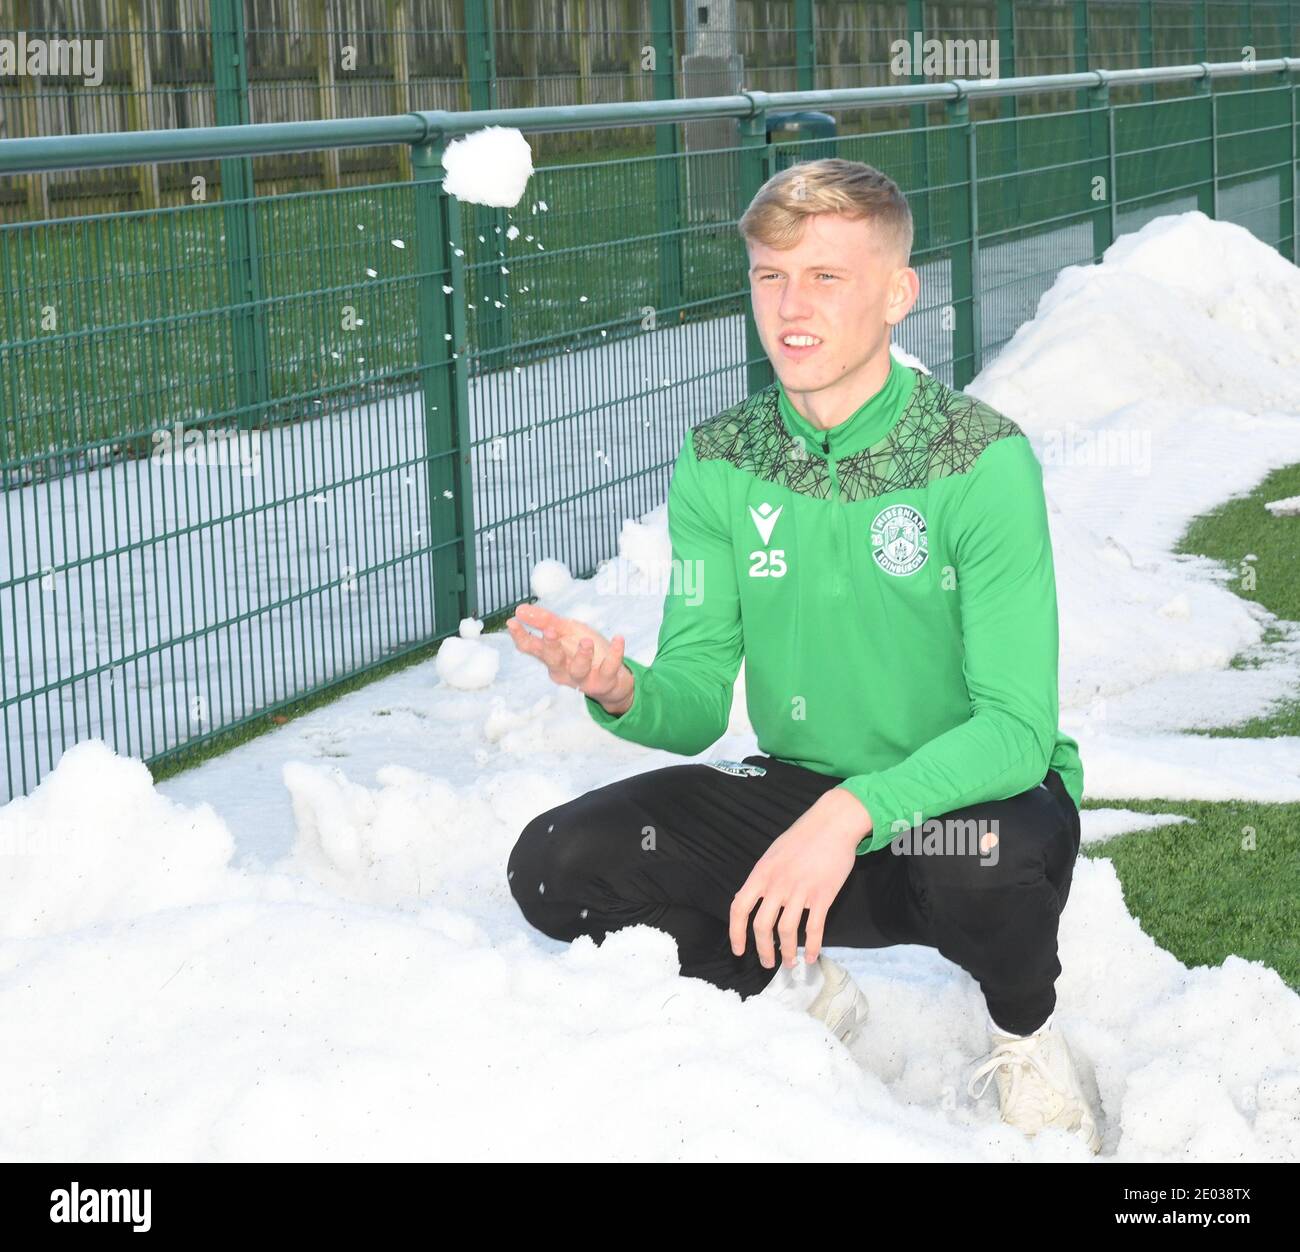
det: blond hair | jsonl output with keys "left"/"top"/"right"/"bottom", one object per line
{"left": 738, "top": 158, "right": 913, "bottom": 265}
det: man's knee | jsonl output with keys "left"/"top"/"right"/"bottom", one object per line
{"left": 507, "top": 791, "right": 628, "bottom": 917}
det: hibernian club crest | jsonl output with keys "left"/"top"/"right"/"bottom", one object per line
{"left": 703, "top": 760, "right": 767, "bottom": 777}
{"left": 870, "top": 504, "right": 929, "bottom": 576}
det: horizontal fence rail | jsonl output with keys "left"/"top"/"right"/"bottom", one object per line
{"left": 1, "top": 58, "right": 1297, "bottom": 800}
{"left": 2, "top": 0, "right": 1298, "bottom": 217}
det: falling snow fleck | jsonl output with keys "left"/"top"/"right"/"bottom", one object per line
{"left": 365, "top": 268, "right": 377, "bottom": 277}
{"left": 442, "top": 284, "right": 453, "bottom": 294}
{"left": 506, "top": 225, "right": 520, "bottom": 240}
{"left": 391, "top": 238, "right": 405, "bottom": 249}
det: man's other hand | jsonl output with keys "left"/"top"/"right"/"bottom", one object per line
{"left": 729, "top": 788, "right": 873, "bottom": 969}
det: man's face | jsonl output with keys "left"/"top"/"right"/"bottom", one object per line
{"left": 746, "top": 211, "right": 917, "bottom": 399}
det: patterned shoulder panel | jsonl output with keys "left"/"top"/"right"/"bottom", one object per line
{"left": 690, "top": 367, "right": 1027, "bottom": 502}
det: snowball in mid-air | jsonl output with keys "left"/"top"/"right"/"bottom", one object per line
{"left": 441, "top": 127, "right": 534, "bottom": 208}
{"left": 530, "top": 559, "right": 573, "bottom": 599}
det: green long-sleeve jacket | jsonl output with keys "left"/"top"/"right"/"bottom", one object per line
{"left": 585, "top": 351, "right": 1084, "bottom": 855}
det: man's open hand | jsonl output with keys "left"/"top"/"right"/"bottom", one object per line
{"left": 506, "top": 601, "right": 634, "bottom": 713}
{"left": 729, "top": 788, "right": 873, "bottom": 969}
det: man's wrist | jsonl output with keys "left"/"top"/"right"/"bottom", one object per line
{"left": 595, "top": 664, "right": 635, "bottom": 717}
{"left": 824, "top": 785, "right": 874, "bottom": 845}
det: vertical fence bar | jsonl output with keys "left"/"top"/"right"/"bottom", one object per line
{"left": 1289, "top": 65, "right": 1298, "bottom": 261}
{"left": 210, "top": 0, "right": 270, "bottom": 424}
{"left": 967, "top": 113, "right": 981, "bottom": 384}
{"left": 1087, "top": 77, "right": 1113, "bottom": 260}
{"left": 391, "top": 0, "right": 414, "bottom": 182}
{"left": 652, "top": 0, "right": 684, "bottom": 323}
{"left": 996, "top": 0, "right": 1020, "bottom": 237}
{"left": 738, "top": 103, "right": 773, "bottom": 394}
{"left": 944, "top": 92, "right": 976, "bottom": 388}
{"left": 123, "top": 0, "right": 160, "bottom": 208}
{"left": 1073, "top": 0, "right": 1091, "bottom": 113}
{"left": 1140, "top": 0, "right": 1155, "bottom": 102}
{"left": 410, "top": 139, "right": 476, "bottom": 632}
{"left": 1201, "top": 69, "right": 1220, "bottom": 219}
{"left": 311, "top": 0, "right": 341, "bottom": 188}
{"left": 1107, "top": 101, "right": 1118, "bottom": 243}
{"left": 907, "top": 0, "right": 933, "bottom": 253}
{"left": 465, "top": 0, "right": 510, "bottom": 359}
{"left": 795, "top": 0, "right": 815, "bottom": 91}
{"left": 14, "top": 0, "right": 49, "bottom": 217}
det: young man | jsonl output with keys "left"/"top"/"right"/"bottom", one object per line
{"left": 505, "top": 159, "right": 1100, "bottom": 1154}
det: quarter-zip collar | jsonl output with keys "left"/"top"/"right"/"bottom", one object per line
{"left": 776, "top": 350, "right": 918, "bottom": 461}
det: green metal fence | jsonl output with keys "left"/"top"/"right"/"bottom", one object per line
{"left": 0, "top": 58, "right": 1297, "bottom": 801}
{"left": 3, "top": 1, "right": 1297, "bottom": 219}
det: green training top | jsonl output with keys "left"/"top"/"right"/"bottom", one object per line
{"left": 585, "top": 351, "right": 1084, "bottom": 855}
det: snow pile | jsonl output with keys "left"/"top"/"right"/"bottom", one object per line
{"left": 435, "top": 616, "right": 500, "bottom": 690}
{"left": 967, "top": 213, "right": 1300, "bottom": 773}
{"left": 2, "top": 742, "right": 1298, "bottom": 1162}
{"left": 1077, "top": 807, "right": 1195, "bottom": 848}
{"left": 0, "top": 740, "right": 243, "bottom": 938}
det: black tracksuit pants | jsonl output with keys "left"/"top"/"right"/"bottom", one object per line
{"left": 507, "top": 754, "right": 1082, "bottom": 1037}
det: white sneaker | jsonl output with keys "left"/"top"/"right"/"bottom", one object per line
{"left": 757, "top": 954, "right": 870, "bottom": 1047}
{"left": 806, "top": 955, "right": 870, "bottom": 1046}
{"left": 967, "top": 1018, "right": 1102, "bottom": 1154}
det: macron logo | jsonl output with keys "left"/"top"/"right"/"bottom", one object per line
{"left": 749, "top": 502, "right": 782, "bottom": 545}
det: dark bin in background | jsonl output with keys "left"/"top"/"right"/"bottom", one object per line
{"left": 766, "top": 110, "right": 838, "bottom": 170}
